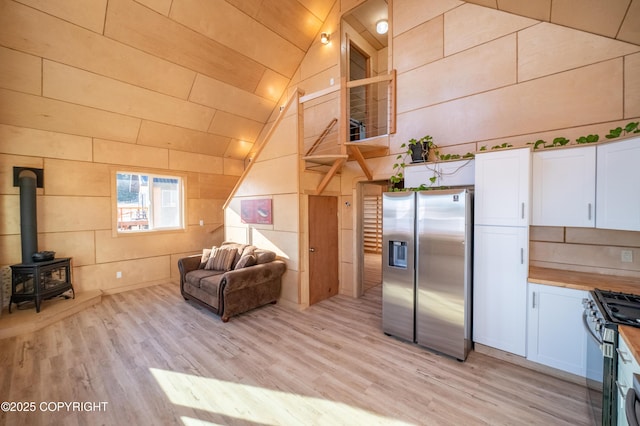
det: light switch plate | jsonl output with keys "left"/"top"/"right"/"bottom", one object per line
{"left": 622, "top": 250, "right": 633, "bottom": 263}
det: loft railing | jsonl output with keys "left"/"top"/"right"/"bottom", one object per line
{"left": 305, "top": 118, "right": 338, "bottom": 157}
{"left": 346, "top": 71, "right": 396, "bottom": 142}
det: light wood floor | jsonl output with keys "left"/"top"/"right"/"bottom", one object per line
{"left": 0, "top": 283, "right": 593, "bottom": 425}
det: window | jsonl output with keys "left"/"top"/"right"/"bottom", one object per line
{"left": 116, "top": 172, "right": 184, "bottom": 232}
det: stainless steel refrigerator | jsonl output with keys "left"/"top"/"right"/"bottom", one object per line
{"left": 382, "top": 189, "right": 473, "bottom": 361}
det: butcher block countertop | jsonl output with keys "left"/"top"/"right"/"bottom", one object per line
{"left": 529, "top": 266, "right": 640, "bottom": 363}
{"left": 528, "top": 266, "right": 640, "bottom": 294}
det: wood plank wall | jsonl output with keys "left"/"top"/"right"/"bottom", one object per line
{"left": 530, "top": 226, "right": 640, "bottom": 279}
{"left": 0, "top": 0, "right": 334, "bottom": 302}
{"left": 333, "top": 0, "right": 640, "bottom": 296}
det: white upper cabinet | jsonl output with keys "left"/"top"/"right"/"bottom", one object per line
{"left": 532, "top": 146, "right": 596, "bottom": 227}
{"left": 596, "top": 136, "right": 640, "bottom": 231}
{"left": 475, "top": 147, "right": 531, "bottom": 226}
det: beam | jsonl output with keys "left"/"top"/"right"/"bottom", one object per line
{"left": 348, "top": 145, "right": 373, "bottom": 181}
{"left": 315, "top": 158, "right": 345, "bottom": 195}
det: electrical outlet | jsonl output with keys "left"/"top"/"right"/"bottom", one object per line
{"left": 116, "top": 271, "right": 122, "bottom": 279}
{"left": 199, "top": 219, "right": 204, "bottom": 226}
{"left": 622, "top": 250, "right": 633, "bottom": 263}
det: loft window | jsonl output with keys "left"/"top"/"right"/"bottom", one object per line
{"left": 116, "top": 172, "right": 184, "bottom": 232}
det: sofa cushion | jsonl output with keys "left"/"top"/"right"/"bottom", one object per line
{"left": 185, "top": 269, "right": 224, "bottom": 288}
{"left": 254, "top": 249, "right": 276, "bottom": 264}
{"left": 200, "top": 273, "right": 225, "bottom": 298}
{"left": 183, "top": 281, "right": 219, "bottom": 312}
{"left": 234, "top": 254, "right": 257, "bottom": 270}
{"left": 205, "top": 246, "right": 237, "bottom": 271}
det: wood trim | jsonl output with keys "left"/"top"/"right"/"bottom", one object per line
{"left": 346, "top": 73, "right": 393, "bottom": 88}
{"left": 223, "top": 89, "right": 303, "bottom": 209}
{"left": 340, "top": 75, "right": 348, "bottom": 156}
{"left": 349, "top": 145, "right": 373, "bottom": 180}
{"left": 299, "top": 86, "right": 340, "bottom": 104}
{"left": 389, "top": 69, "right": 397, "bottom": 134}
{"left": 315, "top": 158, "right": 345, "bottom": 195}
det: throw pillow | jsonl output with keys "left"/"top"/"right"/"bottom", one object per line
{"left": 234, "top": 254, "right": 257, "bottom": 270}
{"left": 199, "top": 248, "right": 213, "bottom": 268}
{"left": 205, "top": 246, "right": 236, "bottom": 271}
{"left": 254, "top": 249, "right": 276, "bottom": 264}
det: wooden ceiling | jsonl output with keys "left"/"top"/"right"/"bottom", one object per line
{"left": 137, "top": 0, "right": 337, "bottom": 159}
{"left": 465, "top": 0, "right": 640, "bottom": 46}
{"left": 4, "top": 0, "right": 637, "bottom": 164}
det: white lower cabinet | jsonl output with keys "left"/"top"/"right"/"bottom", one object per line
{"left": 526, "top": 283, "right": 589, "bottom": 376}
{"left": 473, "top": 225, "right": 528, "bottom": 356}
{"left": 617, "top": 335, "right": 640, "bottom": 426}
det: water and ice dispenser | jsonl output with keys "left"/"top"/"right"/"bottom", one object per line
{"left": 388, "top": 240, "right": 408, "bottom": 269}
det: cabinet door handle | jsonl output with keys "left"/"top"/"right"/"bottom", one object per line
{"left": 588, "top": 203, "right": 592, "bottom": 221}
{"left": 521, "top": 248, "right": 524, "bottom": 265}
{"left": 521, "top": 202, "right": 525, "bottom": 219}
{"left": 617, "top": 347, "right": 633, "bottom": 364}
{"left": 532, "top": 292, "right": 536, "bottom": 309}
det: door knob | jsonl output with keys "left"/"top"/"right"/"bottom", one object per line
{"left": 309, "top": 248, "right": 315, "bottom": 252}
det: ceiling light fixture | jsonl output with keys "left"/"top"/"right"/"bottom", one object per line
{"left": 376, "top": 19, "right": 388, "bottom": 35}
{"left": 320, "top": 32, "right": 330, "bottom": 45}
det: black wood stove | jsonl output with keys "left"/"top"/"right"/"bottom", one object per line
{"left": 9, "top": 258, "right": 74, "bottom": 313}
{"left": 10, "top": 167, "right": 74, "bottom": 313}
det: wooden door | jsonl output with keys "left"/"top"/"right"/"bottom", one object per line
{"left": 309, "top": 195, "right": 339, "bottom": 305}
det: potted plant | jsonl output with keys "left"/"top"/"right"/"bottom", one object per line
{"left": 390, "top": 135, "right": 437, "bottom": 190}
{"left": 409, "top": 135, "right": 434, "bottom": 163}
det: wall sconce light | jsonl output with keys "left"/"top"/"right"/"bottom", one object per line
{"left": 320, "top": 32, "right": 330, "bottom": 45}
{"left": 376, "top": 19, "right": 389, "bottom": 35}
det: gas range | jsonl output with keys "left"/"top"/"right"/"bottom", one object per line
{"left": 593, "top": 289, "right": 640, "bottom": 327}
{"left": 585, "top": 288, "right": 640, "bottom": 426}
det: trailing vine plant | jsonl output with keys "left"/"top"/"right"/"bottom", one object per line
{"left": 606, "top": 121, "right": 640, "bottom": 139}
{"left": 528, "top": 121, "right": 639, "bottom": 150}
{"left": 388, "top": 121, "right": 639, "bottom": 190}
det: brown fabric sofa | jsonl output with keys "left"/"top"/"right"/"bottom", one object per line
{"left": 178, "top": 242, "right": 286, "bottom": 322}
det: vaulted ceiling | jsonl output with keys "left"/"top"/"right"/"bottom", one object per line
{"left": 3, "top": 0, "right": 638, "bottom": 165}
{"left": 464, "top": 0, "right": 640, "bottom": 45}
{"left": 120, "top": 0, "right": 337, "bottom": 160}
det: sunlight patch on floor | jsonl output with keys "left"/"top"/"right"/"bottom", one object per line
{"left": 150, "top": 368, "right": 414, "bottom": 425}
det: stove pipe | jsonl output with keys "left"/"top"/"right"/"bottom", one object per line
{"left": 18, "top": 169, "right": 38, "bottom": 264}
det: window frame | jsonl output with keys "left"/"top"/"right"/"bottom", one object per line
{"left": 111, "top": 168, "right": 187, "bottom": 236}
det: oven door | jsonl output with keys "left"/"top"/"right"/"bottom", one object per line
{"left": 584, "top": 309, "right": 605, "bottom": 425}
{"left": 626, "top": 374, "right": 640, "bottom": 426}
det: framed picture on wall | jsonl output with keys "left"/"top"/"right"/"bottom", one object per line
{"left": 240, "top": 199, "right": 273, "bottom": 224}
